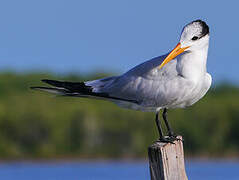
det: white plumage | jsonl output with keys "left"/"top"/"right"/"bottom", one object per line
{"left": 32, "top": 20, "right": 211, "bottom": 142}
{"left": 86, "top": 21, "right": 211, "bottom": 112}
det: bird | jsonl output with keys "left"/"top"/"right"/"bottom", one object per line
{"left": 31, "top": 19, "right": 211, "bottom": 143}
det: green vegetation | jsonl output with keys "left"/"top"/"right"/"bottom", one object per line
{"left": 0, "top": 72, "right": 238, "bottom": 159}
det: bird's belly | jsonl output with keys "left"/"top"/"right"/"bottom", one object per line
{"left": 111, "top": 73, "right": 211, "bottom": 111}
{"left": 113, "top": 100, "right": 158, "bottom": 112}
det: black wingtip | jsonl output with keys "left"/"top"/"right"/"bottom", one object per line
{"left": 41, "top": 79, "right": 63, "bottom": 87}
{"left": 42, "top": 79, "right": 51, "bottom": 83}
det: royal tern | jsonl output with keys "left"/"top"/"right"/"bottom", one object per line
{"left": 31, "top": 20, "right": 211, "bottom": 143}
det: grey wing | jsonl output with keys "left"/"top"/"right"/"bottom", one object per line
{"left": 97, "top": 54, "right": 180, "bottom": 107}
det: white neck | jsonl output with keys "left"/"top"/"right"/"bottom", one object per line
{"left": 176, "top": 45, "right": 208, "bottom": 82}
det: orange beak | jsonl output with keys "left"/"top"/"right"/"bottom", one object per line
{"left": 159, "top": 43, "right": 190, "bottom": 69}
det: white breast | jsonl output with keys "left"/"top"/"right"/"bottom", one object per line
{"left": 186, "top": 73, "right": 212, "bottom": 106}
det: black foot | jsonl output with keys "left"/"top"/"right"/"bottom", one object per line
{"left": 168, "top": 133, "right": 183, "bottom": 141}
{"left": 156, "top": 136, "right": 175, "bottom": 144}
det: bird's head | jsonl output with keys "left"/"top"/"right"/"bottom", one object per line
{"left": 159, "top": 20, "right": 210, "bottom": 69}
{"left": 180, "top": 20, "right": 210, "bottom": 51}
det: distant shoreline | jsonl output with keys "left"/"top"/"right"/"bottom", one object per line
{"left": 0, "top": 157, "right": 239, "bottom": 164}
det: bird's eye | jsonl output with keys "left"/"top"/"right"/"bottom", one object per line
{"left": 191, "top": 36, "right": 199, "bottom": 41}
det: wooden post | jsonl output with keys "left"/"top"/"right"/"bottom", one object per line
{"left": 148, "top": 136, "right": 188, "bottom": 180}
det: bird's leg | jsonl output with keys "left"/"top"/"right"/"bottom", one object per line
{"left": 155, "top": 112, "right": 164, "bottom": 139}
{"left": 155, "top": 112, "right": 174, "bottom": 144}
{"left": 162, "top": 108, "right": 175, "bottom": 137}
{"left": 162, "top": 108, "right": 181, "bottom": 141}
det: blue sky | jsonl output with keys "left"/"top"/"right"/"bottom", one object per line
{"left": 0, "top": 0, "right": 238, "bottom": 85}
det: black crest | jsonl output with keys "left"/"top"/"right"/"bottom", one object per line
{"left": 192, "top": 19, "right": 209, "bottom": 37}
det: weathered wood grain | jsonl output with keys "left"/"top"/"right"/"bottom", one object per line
{"left": 148, "top": 136, "right": 188, "bottom": 180}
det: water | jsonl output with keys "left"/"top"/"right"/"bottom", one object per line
{"left": 0, "top": 160, "right": 238, "bottom": 180}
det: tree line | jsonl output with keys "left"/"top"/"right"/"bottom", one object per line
{"left": 0, "top": 72, "right": 238, "bottom": 159}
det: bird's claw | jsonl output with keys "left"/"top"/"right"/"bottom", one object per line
{"left": 156, "top": 136, "right": 175, "bottom": 144}
{"left": 156, "top": 135, "right": 182, "bottom": 144}
{"left": 168, "top": 133, "right": 183, "bottom": 141}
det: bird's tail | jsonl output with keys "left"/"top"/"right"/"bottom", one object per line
{"left": 31, "top": 79, "right": 138, "bottom": 103}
